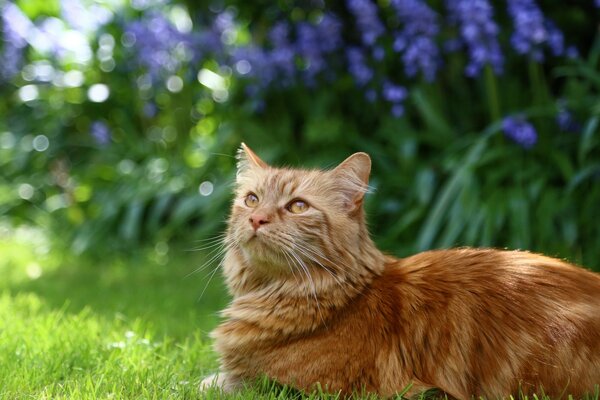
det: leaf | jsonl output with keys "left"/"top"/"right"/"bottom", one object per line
{"left": 120, "top": 201, "right": 145, "bottom": 242}
{"left": 578, "top": 116, "right": 599, "bottom": 163}
{"left": 417, "top": 131, "right": 491, "bottom": 251}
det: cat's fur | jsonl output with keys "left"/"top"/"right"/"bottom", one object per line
{"left": 203, "top": 144, "right": 600, "bottom": 398}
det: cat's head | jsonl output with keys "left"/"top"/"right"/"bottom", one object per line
{"left": 226, "top": 143, "right": 373, "bottom": 277}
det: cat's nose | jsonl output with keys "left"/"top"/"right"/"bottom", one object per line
{"left": 249, "top": 213, "right": 270, "bottom": 231}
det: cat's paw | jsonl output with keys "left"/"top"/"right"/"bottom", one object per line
{"left": 199, "top": 372, "right": 240, "bottom": 393}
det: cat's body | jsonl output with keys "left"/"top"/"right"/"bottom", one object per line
{"left": 204, "top": 144, "right": 600, "bottom": 398}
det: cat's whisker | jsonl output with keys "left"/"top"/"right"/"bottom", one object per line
{"left": 192, "top": 233, "right": 228, "bottom": 243}
{"left": 184, "top": 233, "right": 230, "bottom": 252}
{"left": 185, "top": 240, "right": 231, "bottom": 278}
{"left": 198, "top": 257, "right": 225, "bottom": 301}
{"left": 185, "top": 240, "right": 229, "bottom": 252}
{"left": 287, "top": 247, "right": 327, "bottom": 327}
{"left": 280, "top": 249, "right": 304, "bottom": 294}
{"left": 290, "top": 242, "right": 345, "bottom": 287}
{"left": 276, "top": 236, "right": 346, "bottom": 287}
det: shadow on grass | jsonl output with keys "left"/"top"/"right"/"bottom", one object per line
{"left": 2, "top": 241, "right": 229, "bottom": 341}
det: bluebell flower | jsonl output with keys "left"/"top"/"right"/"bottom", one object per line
{"left": 502, "top": 116, "right": 537, "bottom": 149}
{"left": 0, "top": 2, "right": 30, "bottom": 80}
{"left": 295, "top": 14, "right": 342, "bottom": 84}
{"left": 365, "top": 89, "right": 377, "bottom": 103}
{"left": 124, "top": 11, "right": 198, "bottom": 80}
{"left": 346, "top": 0, "right": 384, "bottom": 46}
{"left": 143, "top": 102, "right": 157, "bottom": 118}
{"left": 382, "top": 82, "right": 407, "bottom": 103}
{"left": 391, "top": 104, "right": 405, "bottom": 118}
{"left": 266, "top": 22, "right": 296, "bottom": 86}
{"left": 231, "top": 45, "right": 275, "bottom": 87}
{"left": 90, "top": 121, "right": 111, "bottom": 146}
{"left": 445, "top": 0, "right": 503, "bottom": 77}
{"left": 346, "top": 47, "right": 373, "bottom": 86}
{"left": 506, "top": 0, "right": 565, "bottom": 60}
{"left": 390, "top": 0, "right": 440, "bottom": 81}
{"left": 382, "top": 81, "right": 407, "bottom": 118}
{"left": 556, "top": 100, "right": 581, "bottom": 133}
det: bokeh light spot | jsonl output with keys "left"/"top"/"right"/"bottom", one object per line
{"left": 87, "top": 84, "right": 110, "bottom": 102}
{"left": 199, "top": 181, "right": 214, "bottom": 196}
{"left": 166, "top": 75, "right": 184, "bottom": 93}
{"left": 18, "top": 183, "right": 35, "bottom": 200}
{"left": 32, "top": 135, "right": 49, "bottom": 152}
{"left": 18, "top": 85, "right": 39, "bottom": 102}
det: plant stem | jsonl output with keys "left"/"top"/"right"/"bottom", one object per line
{"left": 484, "top": 65, "right": 501, "bottom": 122}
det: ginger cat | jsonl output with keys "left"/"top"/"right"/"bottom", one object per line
{"left": 202, "top": 143, "right": 600, "bottom": 399}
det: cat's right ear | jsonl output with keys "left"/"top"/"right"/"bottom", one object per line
{"left": 332, "top": 152, "right": 371, "bottom": 213}
{"left": 237, "top": 143, "right": 267, "bottom": 175}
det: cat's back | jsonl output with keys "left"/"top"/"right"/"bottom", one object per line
{"left": 377, "top": 248, "right": 600, "bottom": 398}
{"left": 395, "top": 247, "right": 600, "bottom": 294}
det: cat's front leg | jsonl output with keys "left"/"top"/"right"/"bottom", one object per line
{"left": 199, "top": 371, "right": 243, "bottom": 393}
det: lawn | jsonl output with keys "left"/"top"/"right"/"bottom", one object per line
{"left": 0, "top": 226, "right": 359, "bottom": 399}
{"left": 1, "top": 225, "right": 598, "bottom": 400}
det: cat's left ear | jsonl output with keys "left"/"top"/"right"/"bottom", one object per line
{"left": 237, "top": 143, "right": 268, "bottom": 173}
{"left": 331, "top": 152, "right": 371, "bottom": 212}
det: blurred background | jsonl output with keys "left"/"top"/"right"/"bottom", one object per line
{"left": 1, "top": 0, "right": 599, "bottom": 269}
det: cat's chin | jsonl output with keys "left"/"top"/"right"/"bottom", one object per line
{"left": 240, "top": 237, "right": 290, "bottom": 272}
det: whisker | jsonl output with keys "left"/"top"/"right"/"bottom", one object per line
{"left": 287, "top": 247, "right": 327, "bottom": 327}
{"left": 185, "top": 241, "right": 231, "bottom": 278}
{"left": 198, "top": 257, "right": 225, "bottom": 301}
{"left": 291, "top": 242, "right": 345, "bottom": 286}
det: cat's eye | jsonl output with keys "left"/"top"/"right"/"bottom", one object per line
{"left": 287, "top": 199, "right": 309, "bottom": 214}
{"left": 244, "top": 193, "right": 259, "bottom": 208}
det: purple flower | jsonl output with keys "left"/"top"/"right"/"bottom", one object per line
{"left": 506, "top": 0, "right": 565, "bottom": 60}
{"left": 346, "top": 0, "right": 384, "bottom": 46}
{"left": 382, "top": 82, "right": 407, "bottom": 118}
{"left": 90, "top": 121, "right": 111, "bottom": 146}
{"left": 0, "top": 2, "right": 30, "bottom": 80}
{"left": 234, "top": 15, "right": 342, "bottom": 90}
{"left": 556, "top": 101, "right": 581, "bottom": 133}
{"left": 382, "top": 82, "right": 407, "bottom": 103}
{"left": 502, "top": 116, "right": 537, "bottom": 149}
{"left": 391, "top": 104, "right": 405, "bottom": 118}
{"left": 346, "top": 47, "right": 373, "bottom": 86}
{"left": 446, "top": 0, "right": 503, "bottom": 77}
{"left": 124, "top": 11, "right": 199, "bottom": 80}
{"left": 391, "top": 0, "right": 440, "bottom": 81}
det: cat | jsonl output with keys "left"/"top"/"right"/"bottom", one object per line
{"left": 201, "top": 143, "right": 600, "bottom": 399}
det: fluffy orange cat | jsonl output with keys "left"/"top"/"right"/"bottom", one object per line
{"left": 202, "top": 143, "right": 600, "bottom": 398}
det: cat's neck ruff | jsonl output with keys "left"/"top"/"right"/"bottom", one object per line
{"left": 218, "top": 238, "right": 386, "bottom": 339}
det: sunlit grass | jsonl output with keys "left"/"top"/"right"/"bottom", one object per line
{"left": 1, "top": 225, "right": 598, "bottom": 399}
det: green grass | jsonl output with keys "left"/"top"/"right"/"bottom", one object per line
{"left": 1, "top": 226, "right": 598, "bottom": 400}
{"left": 0, "top": 226, "right": 362, "bottom": 399}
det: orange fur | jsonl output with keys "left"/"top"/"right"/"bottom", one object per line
{"left": 204, "top": 145, "right": 600, "bottom": 399}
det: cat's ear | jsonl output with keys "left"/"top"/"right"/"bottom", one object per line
{"left": 332, "top": 152, "right": 371, "bottom": 212}
{"left": 237, "top": 143, "right": 267, "bottom": 173}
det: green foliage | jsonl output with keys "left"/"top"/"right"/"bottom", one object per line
{"left": 1, "top": 0, "right": 599, "bottom": 271}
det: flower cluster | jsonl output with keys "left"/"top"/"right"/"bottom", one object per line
{"left": 232, "top": 14, "right": 343, "bottom": 90}
{"left": 506, "top": 0, "right": 564, "bottom": 60}
{"left": 2, "top": 0, "right": 578, "bottom": 128}
{"left": 124, "top": 11, "right": 202, "bottom": 80}
{"left": 382, "top": 81, "right": 408, "bottom": 117}
{"left": 90, "top": 121, "right": 111, "bottom": 146}
{"left": 346, "top": 0, "right": 384, "bottom": 46}
{"left": 502, "top": 116, "right": 537, "bottom": 149}
{"left": 390, "top": 0, "right": 440, "bottom": 81}
{"left": 346, "top": 47, "right": 373, "bottom": 86}
{"left": 445, "top": 0, "right": 503, "bottom": 77}
{"left": 0, "top": 3, "right": 30, "bottom": 80}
